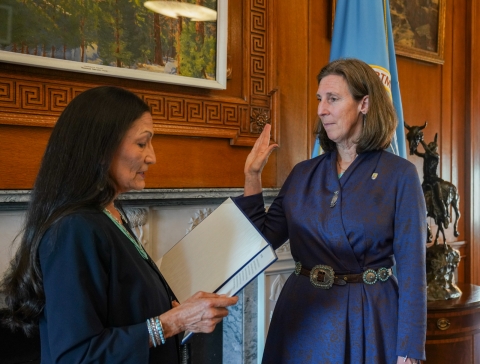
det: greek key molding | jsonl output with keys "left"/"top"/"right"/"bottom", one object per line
{"left": 0, "top": 0, "right": 278, "bottom": 147}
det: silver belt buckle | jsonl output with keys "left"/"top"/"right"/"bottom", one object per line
{"left": 310, "top": 265, "right": 335, "bottom": 289}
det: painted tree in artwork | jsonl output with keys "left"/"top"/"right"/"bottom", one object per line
{"left": 203, "top": 23, "right": 216, "bottom": 78}
{"left": 178, "top": 0, "right": 217, "bottom": 78}
{"left": 1, "top": 0, "right": 34, "bottom": 52}
{"left": 4, "top": 0, "right": 60, "bottom": 55}
{"left": 97, "top": 0, "right": 160, "bottom": 68}
{"left": 179, "top": 20, "right": 202, "bottom": 77}
{"left": 195, "top": 0, "right": 204, "bottom": 52}
{"left": 61, "top": 0, "right": 100, "bottom": 62}
{"left": 175, "top": 0, "right": 183, "bottom": 74}
{"left": 97, "top": 0, "right": 124, "bottom": 67}
{"left": 122, "top": 0, "right": 155, "bottom": 67}
{"left": 153, "top": 13, "right": 164, "bottom": 66}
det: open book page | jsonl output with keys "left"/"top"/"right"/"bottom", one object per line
{"left": 182, "top": 244, "right": 276, "bottom": 344}
{"left": 216, "top": 244, "right": 276, "bottom": 296}
{"left": 158, "top": 198, "right": 277, "bottom": 303}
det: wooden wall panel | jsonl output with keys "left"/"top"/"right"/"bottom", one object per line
{"left": 394, "top": 0, "right": 468, "bottom": 281}
{"left": 466, "top": 0, "right": 480, "bottom": 285}
{"left": 0, "top": 125, "right": 49, "bottom": 188}
{"left": 448, "top": 0, "right": 468, "bottom": 281}
{"left": 275, "top": 0, "right": 308, "bottom": 184}
{"left": 0, "top": 125, "right": 276, "bottom": 189}
{"left": 148, "top": 134, "right": 276, "bottom": 188}
{"left": 273, "top": 0, "right": 331, "bottom": 186}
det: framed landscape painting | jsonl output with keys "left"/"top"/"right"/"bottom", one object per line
{"left": 0, "top": 0, "right": 227, "bottom": 89}
{"left": 389, "top": 0, "right": 446, "bottom": 64}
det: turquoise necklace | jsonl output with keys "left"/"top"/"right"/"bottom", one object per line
{"left": 337, "top": 159, "right": 346, "bottom": 179}
{"left": 337, "top": 153, "right": 358, "bottom": 179}
{"left": 103, "top": 208, "right": 148, "bottom": 260}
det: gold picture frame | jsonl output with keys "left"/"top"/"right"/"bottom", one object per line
{"left": 331, "top": 0, "right": 446, "bottom": 65}
{"left": 390, "top": 0, "right": 446, "bottom": 64}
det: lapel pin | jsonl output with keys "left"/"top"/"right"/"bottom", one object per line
{"left": 371, "top": 173, "right": 378, "bottom": 180}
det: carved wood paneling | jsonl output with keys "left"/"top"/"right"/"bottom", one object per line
{"left": 0, "top": 0, "right": 278, "bottom": 147}
{"left": 466, "top": 0, "right": 480, "bottom": 285}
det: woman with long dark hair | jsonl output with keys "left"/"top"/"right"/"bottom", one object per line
{"left": 1, "top": 86, "right": 237, "bottom": 363}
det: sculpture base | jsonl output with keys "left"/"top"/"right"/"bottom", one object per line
{"left": 426, "top": 243, "right": 462, "bottom": 301}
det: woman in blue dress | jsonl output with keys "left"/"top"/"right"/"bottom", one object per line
{"left": 236, "top": 58, "right": 426, "bottom": 364}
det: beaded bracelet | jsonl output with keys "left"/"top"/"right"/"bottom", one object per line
{"left": 146, "top": 319, "right": 156, "bottom": 348}
{"left": 155, "top": 316, "right": 166, "bottom": 345}
{"left": 149, "top": 317, "right": 161, "bottom": 347}
{"left": 146, "top": 316, "right": 166, "bottom": 347}
{"left": 150, "top": 317, "right": 162, "bottom": 346}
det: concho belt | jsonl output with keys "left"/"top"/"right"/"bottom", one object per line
{"left": 294, "top": 261, "right": 392, "bottom": 289}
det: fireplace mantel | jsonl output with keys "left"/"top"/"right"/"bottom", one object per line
{"left": 0, "top": 188, "right": 280, "bottom": 210}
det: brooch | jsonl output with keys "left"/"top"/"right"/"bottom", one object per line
{"left": 330, "top": 191, "right": 339, "bottom": 208}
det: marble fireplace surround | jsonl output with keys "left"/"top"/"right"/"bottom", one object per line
{"left": 0, "top": 188, "right": 294, "bottom": 364}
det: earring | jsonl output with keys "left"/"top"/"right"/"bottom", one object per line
{"left": 363, "top": 113, "right": 367, "bottom": 128}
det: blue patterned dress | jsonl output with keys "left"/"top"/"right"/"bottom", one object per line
{"left": 235, "top": 150, "right": 427, "bottom": 364}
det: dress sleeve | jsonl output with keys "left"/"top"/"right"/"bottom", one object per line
{"left": 393, "top": 163, "right": 427, "bottom": 361}
{"left": 38, "top": 215, "right": 150, "bottom": 364}
{"left": 234, "top": 171, "right": 295, "bottom": 250}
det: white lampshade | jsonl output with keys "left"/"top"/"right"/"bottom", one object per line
{"left": 144, "top": 1, "right": 217, "bottom": 22}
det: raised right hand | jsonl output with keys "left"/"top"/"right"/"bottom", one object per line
{"left": 244, "top": 124, "right": 278, "bottom": 196}
{"left": 159, "top": 292, "right": 238, "bottom": 337}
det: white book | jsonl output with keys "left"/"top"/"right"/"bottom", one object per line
{"left": 156, "top": 197, "right": 277, "bottom": 344}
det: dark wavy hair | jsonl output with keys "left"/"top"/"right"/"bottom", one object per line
{"left": 314, "top": 58, "right": 397, "bottom": 153}
{"left": 0, "top": 86, "right": 150, "bottom": 336}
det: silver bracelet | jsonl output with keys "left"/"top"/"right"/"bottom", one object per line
{"left": 150, "top": 317, "right": 162, "bottom": 346}
{"left": 146, "top": 319, "right": 156, "bottom": 348}
{"left": 155, "top": 316, "right": 166, "bottom": 345}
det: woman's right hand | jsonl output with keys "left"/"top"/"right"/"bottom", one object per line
{"left": 244, "top": 124, "right": 278, "bottom": 196}
{"left": 159, "top": 292, "right": 238, "bottom": 338}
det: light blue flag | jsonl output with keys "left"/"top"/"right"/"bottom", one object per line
{"left": 312, "top": 0, "right": 407, "bottom": 159}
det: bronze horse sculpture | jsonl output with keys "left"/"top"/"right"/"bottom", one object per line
{"left": 404, "top": 122, "right": 460, "bottom": 245}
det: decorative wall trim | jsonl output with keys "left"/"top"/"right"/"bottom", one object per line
{"left": 0, "top": 0, "right": 278, "bottom": 147}
{"left": 0, "top": 188, "right": 280, "bottom": 210}
{"left": 186, "top": 208, "right": 214, "bottom": 234}
{"left": 124, "top": 207, "right": 151, "bottom": 254}
{"left": 257, "top": 249, "right": 294, "bottom": 362}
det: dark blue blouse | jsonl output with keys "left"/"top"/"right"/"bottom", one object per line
{"left": 38, "top": 209, "right": 180, "bottom": 363}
